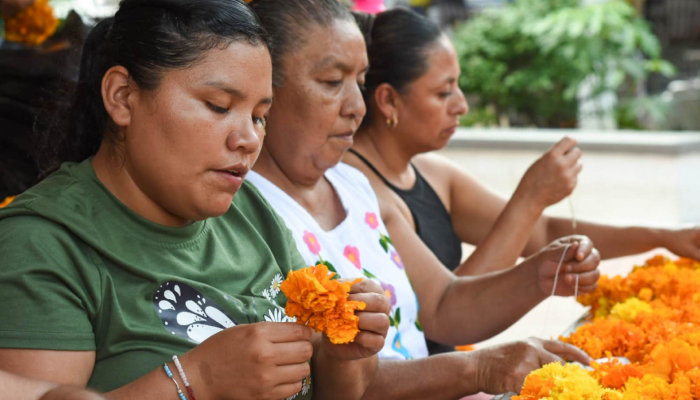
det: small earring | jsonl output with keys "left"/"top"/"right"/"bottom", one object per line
{"left": 392, "top": 116, "right": 398, "bottom": 128}
{"left": 386, "top": 118, "right": 393, "bottom": 127}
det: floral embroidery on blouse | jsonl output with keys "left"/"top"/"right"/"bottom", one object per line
{"left": 365, "top": 212, "right": 394, "bottom": 252}
{"left": 302, "top": 230, "right": 337, "bottom": 273}
{"left": 390, "top": 250, "right": 405, "bottom": 270}
{"left": 343, "top": 245, "right": 362, "bottom": 270}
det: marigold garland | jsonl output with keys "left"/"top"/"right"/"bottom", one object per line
{"left": 280, "top": 264, "right": 366, "bottom": 344}
{"left": 3, "top": 0, "right": 59, "bottom": 46}
{"left": 516, "top": 255, "right": 700, "bottom": 399}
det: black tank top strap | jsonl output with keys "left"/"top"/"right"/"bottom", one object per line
{"left": 346, "top": 148, "right": 398, "bottom": 190}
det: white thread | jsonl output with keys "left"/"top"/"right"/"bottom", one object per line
{"left": 568, "top": 196, "right": 577, "bottom": 235}
{"left": 573, "top": 273, "right": 580, "bottom": 317}
{"left": 540, "top": 243, "right": 571, "bottom": 338}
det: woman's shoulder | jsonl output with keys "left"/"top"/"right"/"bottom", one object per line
{"left": 227, "top": 180, "right": 292, "bottom": 237}
{"left": 331, "top": 162, "right": 376, "bottom": 199}
{"left": 413, "top": 152, "right": 480, "bottom": 195}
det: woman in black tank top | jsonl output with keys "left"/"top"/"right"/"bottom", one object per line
{"left": 347, "top": 8, "right": 700, "bottom": 356}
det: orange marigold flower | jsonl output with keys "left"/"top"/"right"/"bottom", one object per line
{"left": 0, "top": 196, "right": 15, "bottom": 208}
{"left": 592, "top": 357, "right": 645, "bottom": 389}
{"left": 3, "top": 0, "right": 59, "bottom": 46}
{"left": 280, "top": 264, "right": 365, "bottom": 344}
{"left": 513, "top": 374, "right": 555, "bottom": 400}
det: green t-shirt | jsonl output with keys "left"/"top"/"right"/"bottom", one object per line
{"left": 0, "top": 160, "right": 313, "bottom": 398}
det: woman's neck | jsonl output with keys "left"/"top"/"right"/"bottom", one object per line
{"left": 253, "top": 146, "right": 346, "bottom": 231}
{"left": 353, "top": 123, "right": 418, "bottom": 187}
{"left": 91, "top": 144, "right": 191, "bottom": 227}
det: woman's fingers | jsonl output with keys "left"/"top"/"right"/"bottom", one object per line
{"left": 356, "top": 311, "right": 391, "bottom": 335}
{"left": 271, "top": 381, "right": 305, "bottom": 400}
{"left": 565, "top": 269, "right": 600, "bottom": 287}
{"left": 348, "top": 292, "right": 391, "bottom": 315}
{"left": 274, "top": 363, "right": 312, "bottom": 386}
{"left": 351, "top": 330, "right": 386, "bottom": 353}
{"left": 541, "top": 339, "right": 592, "bottom": 365}
{"left": 567, "top": 248, "right": 600, "bottom": 274}
{"left": 272, "top": 341, "right": 314, "bottom": 365}
{"left": 551, "top": 137, "right": 577, "bottom": 156}
{"left": 348, "top": 279, "right": 383, "bottom": 295}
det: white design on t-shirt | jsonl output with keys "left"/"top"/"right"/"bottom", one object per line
{"left": 153, "top": 281, "right": 236, "bottom": 343}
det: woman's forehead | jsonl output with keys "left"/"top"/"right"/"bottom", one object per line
{"left": 291, "top": 20, "right": 367, "bottom": 71}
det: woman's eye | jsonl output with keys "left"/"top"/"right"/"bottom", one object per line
{"left": 326, "top": 80, "right": 343, "bottom": 87}
{"left": 253, "top": 116, "right": 266, "bottom": 127}
{"left": 439, "top": 91, "right": 453, "bottom": 98}
{"left": 206, "top": 102, "right": 229, "bottom": 114}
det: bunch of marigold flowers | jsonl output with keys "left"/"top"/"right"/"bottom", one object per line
{"left": 280, "top": 264, "right": 365, "bottom": 344}
{"left": 515, "top": 256, "right": 700, "bottom": 399}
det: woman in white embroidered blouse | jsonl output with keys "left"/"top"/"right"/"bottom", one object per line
{"left": 248, "top": 0, "right": 601, "bottom": 398}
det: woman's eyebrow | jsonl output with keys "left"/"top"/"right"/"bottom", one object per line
{"left": 203, "top": 80, "right": 246, "bottom": 98}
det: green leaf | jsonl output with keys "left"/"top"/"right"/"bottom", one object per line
{"left": 379, "top": 237, "right": 389, "bottom": 252}
{"left": 415, "top": 319, "right": 423, "bottom": 332}
{"left": 363, "top": 269, "right": 378, "bottom": 280}
{"left": 323, "top": 260, "right": 337, "bottom": 274}
{"left": 389, "top": 315, "right": 396, "bottom": 327}
{"left": 395, "top": 308, "right": 402, "bottom": 325}
{"left": 384, "top": 235, "right": 393, "bottom": 245}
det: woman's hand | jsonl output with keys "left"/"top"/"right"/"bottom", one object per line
{"left": 534, "top": 235, "right": 601, "bottom": 296}
{"left": 515, "top": 137, "right": 582, "bottom": 211}
{"left": 180, "top": 322, "right": 313, "bottom": 400}
{"left": 320, "top": 279, "right": 391, "bottom": 360}
{"left": 472, "top": 338, "right": 591, "bottom": 394}
{"left": 660, "top": 227, "right": 700, "bottom": 261}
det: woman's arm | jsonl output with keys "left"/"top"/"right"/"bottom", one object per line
{"left": 524, "top": 217, "right": 700, "bottom": 260}
{"left": 381, "top": 198, "right": 599, "bottom": 345}
{"left": 423, "top": 137, "right": 582, "bottom": 276}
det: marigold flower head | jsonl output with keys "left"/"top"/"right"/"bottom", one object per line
{"left": 592, "top": 357, "right": 645, "bottom": 389}
{"left": 281, "top": 264, "right": 365, "bottom": 344}
{"left": 610, "top": 298, "right": 652, "bottom": 323}
{"left": 3, "top": 0, "right": 59, "bottom": 46}
{"left": 513, "top": 362, "right": 617, "bottom": 400}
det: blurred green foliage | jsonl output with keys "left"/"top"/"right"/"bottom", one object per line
{"left": 454, "top": 0, "right": 675, "bottom": 128}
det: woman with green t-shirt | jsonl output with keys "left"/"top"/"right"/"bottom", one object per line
{"left": 0, "top": 1, "right": 390, "bottom": 399}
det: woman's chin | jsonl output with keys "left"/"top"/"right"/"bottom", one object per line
{"left": 199, "top": 194, "right": 237, "bottom": 218}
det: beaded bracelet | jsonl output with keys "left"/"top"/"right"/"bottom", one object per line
{"left": 173, "top": 355, "right": 198, "bottom": 400}
{"left": 163, "top": 363, "right": 187, "bottom": 400}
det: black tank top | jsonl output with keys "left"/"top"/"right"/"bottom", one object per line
{"left": 348, "top": 149, "right": 463, "bottom": 355}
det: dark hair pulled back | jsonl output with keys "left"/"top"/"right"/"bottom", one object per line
{"left": 249, "top": 0, "right": 353, "bottom": 88}
{"left": 36, "top": 0, "right": 270, "bottom": 175}
{"left": 353, "top": 8, "right": 443, "bottom": 128}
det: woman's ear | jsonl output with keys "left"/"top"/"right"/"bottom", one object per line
{"left": 373, "top": 82, "right": 400, "bottom": 123}
{"left": 101, "top": 66, "right": 135, "bottom": 127}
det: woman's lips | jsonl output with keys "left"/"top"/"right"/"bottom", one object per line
{"left": 213, "top": 170, "right": 244, "bottom": 189}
